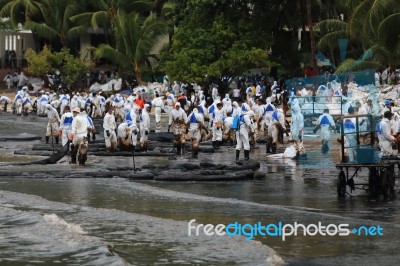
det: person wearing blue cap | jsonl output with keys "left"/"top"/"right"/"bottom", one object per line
{"left": 382, "top": 99, "right": 392, "bottom": 114}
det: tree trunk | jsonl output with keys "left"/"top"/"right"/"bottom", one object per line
{"left": 306, "top": 0, "right": 318, "bottom": 76}
{"left": 134, "top": 63, "right": 142, "bottom": 84}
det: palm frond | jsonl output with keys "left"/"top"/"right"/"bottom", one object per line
{"left": 315, "top": 19, "right": 347, "bottom": 33}
{"left": 316, "top": 31, "right": 347, "bottom": 50}
{"left": 67, "top": 25, "right": 86, "bottom": 41}
{"left": 24, "top": 20, "right": 58, "bottom": 41}
{"left": 91, "top": 11, "right": 108, "bottom": 29}
{"left": 123, "top": 0, "right": 154, "bottom": 13}
{"left": 377, "top": 13, "right": 400, "bottom": 53}
{"left": 95, "top": 43, "right": 130, "bottom": 69}
{"left": 335, "top": 58, "right": 382, "bottom": 73}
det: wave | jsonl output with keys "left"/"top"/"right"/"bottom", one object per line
{"left": 0, "top": 190, "right": 284, "bottom": 266}
{"left": 103, "top": 179, "right": 400, "bottom": 228}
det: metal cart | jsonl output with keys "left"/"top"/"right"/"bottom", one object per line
{"left": 335, "top": 114, "right": 396, "bottom": 198}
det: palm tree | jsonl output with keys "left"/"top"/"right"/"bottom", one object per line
{"left": 22, "top": 0, "right": 86, "bottom": 49}
{"left": 316, "top": 0, "right": 400, "bottom": 72}
{"left": 0, "top": 0, "right": 42, "bottom": 28}
{"left": 95, "top": 10, "right": 167, "bottom": 83}
{"left": 70, "top": 0, "right": 154, "bottom": 44}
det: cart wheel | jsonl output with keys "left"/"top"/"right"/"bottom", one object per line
{"left": 368, "top": 168, "right": 379, "bottom": 197}
{"left": 382, "top": 167, "right": 394, "bottom": 199}
{"left": 337, "top": 171, "right": 346, "bottom": 197}
{"left": 389, "top": 165, "right": 395, "bottom": 195}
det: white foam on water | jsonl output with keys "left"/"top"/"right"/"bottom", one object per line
{"left": 0, "top": 194, "right": 128, "bottom": 266}
{"left": 0, "top": 190, "right": 284, "bottom": 265}
{"left": 43, "top": 213, "right": 87, "bottom": 235}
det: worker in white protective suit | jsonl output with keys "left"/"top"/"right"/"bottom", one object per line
{"left": 91, "top": 92, "right": 102, "bottom": 118}
{"left": 262, "top": 97, "right": 276, "bottom": 153}
{"left": 58, "top": 105, "right": 74, "bottom": 146}
{"left": 211, "top": 102, "right": 224, "bottom": 149}
{"left": 377, "top": 111, "right": 396, "bottom": 158}
{"left": 0, "top": 95, "right": 12, "bottom": 112}
{"left": 70, "top": 95, "right": 79, "bottom": 111}
{"left": 59, "top": 94, "right": 69, "bottom": 115}
{"left": 22, "top": 94, "right": 32, "bottom": 116}
{"left": 212, "top": 87, "right": 219, "bottom": 101}
{"left": 125, "top": 104, "right": 140, "bottom": 149}
{"left": 139, "top": 104, "right": 151, "bottom": 151}
{"left": 267, "top": 109, "right": 286, "bottom": 154}
{"left": 69, "top": 107, "right": 89, "bottom": 165}
{"left": 38, "top": 92, "right": 49, "bottom": 116}
{"left": 232, "top": 101, "right": 242, "bottom": 117}
{"left": 117, "top": 122, "right": 132, "bottom": 151}
{"left": 222, "top": 116, "right": 235, "bottom": 147}
{"left": 151, "top": 93, "right": 164, "bottom": 126}
{"left": 290, "top": 104, "right": 306, "bottom": 159}
{"left": 165, "top": 92, "right": 175, "bottom": 114}
{"left": 45, "top": 104, "right": 60, "bottom": 144}
{"left": 14, "top": 91, "right": 23, "bottom": 116}
{"left": 343, "top": 106, "right": 357, "bottom": 162}
{"left": 235, "top": 110, "right": 255, "bottom": 160}
{"left": 222, "top": 94, "right": 232, "bottom": 114}
{"left": 314, "top": 108, "right": 335, "bottom": 154}
{"left": 316, "top": 85, "right": 330, "bottom": 104}
{"left": 103, "top": 106, "right": 117, "bottom": 152}
{"left": 168, "top": 102, "right": 188, "bottom": 155}
{"left": 187, "top": 108, "right": 205, "bottom": 158}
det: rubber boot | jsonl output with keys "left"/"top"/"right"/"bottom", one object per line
{"left": 266, "top": 139, "right": 271, "bottom": 153}
{"left": 398, "top": 140, "right": 400, "bottom": 156}
{"left": 55, "top": 136, "right": 59, "bottom": 144}
{"left": 278, "top": 128, "right": 284, "bottom": 144}
{"left": 236, "top": 150, "right": 240, "bottom": 161}
{"left": 244, "top": 150, "right": 250, "bottom": 160}
{"left": 271, "top": 143, "right": 277, "bottom": 154}
{"left": 70, "top": 155, "right": 77, "bottom": 164}
{"left": 212, "top": 141, "right": 217, "bottom": 149}
{"left": 192, "top": 148, "right": 198, "bottom": 159}
{"left": 45, "top": 136, "right": 50, "bottom": 144}
{"left": 218, "top": 141, "right": 223, "bottom": 148}
{"left": 177, "top": 144, "right": 182, "bottom": 155}
{"left": 3, "top": 103, "right": 7, "bottom": 112}
{"left": 92, "top": 133, "right": 96, "bottom": 142}
{"left": 70, "top": 144, "right": 77, "bottom": 164}
{"left": 82, "top": 154, "right": 87, "bottom": 165}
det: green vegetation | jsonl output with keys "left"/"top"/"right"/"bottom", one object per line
{"left": 0, "top": 0, "right": 399, "bottom": 87}
{"left": 25, "top": 46, "right": 93, "bottom": 87}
